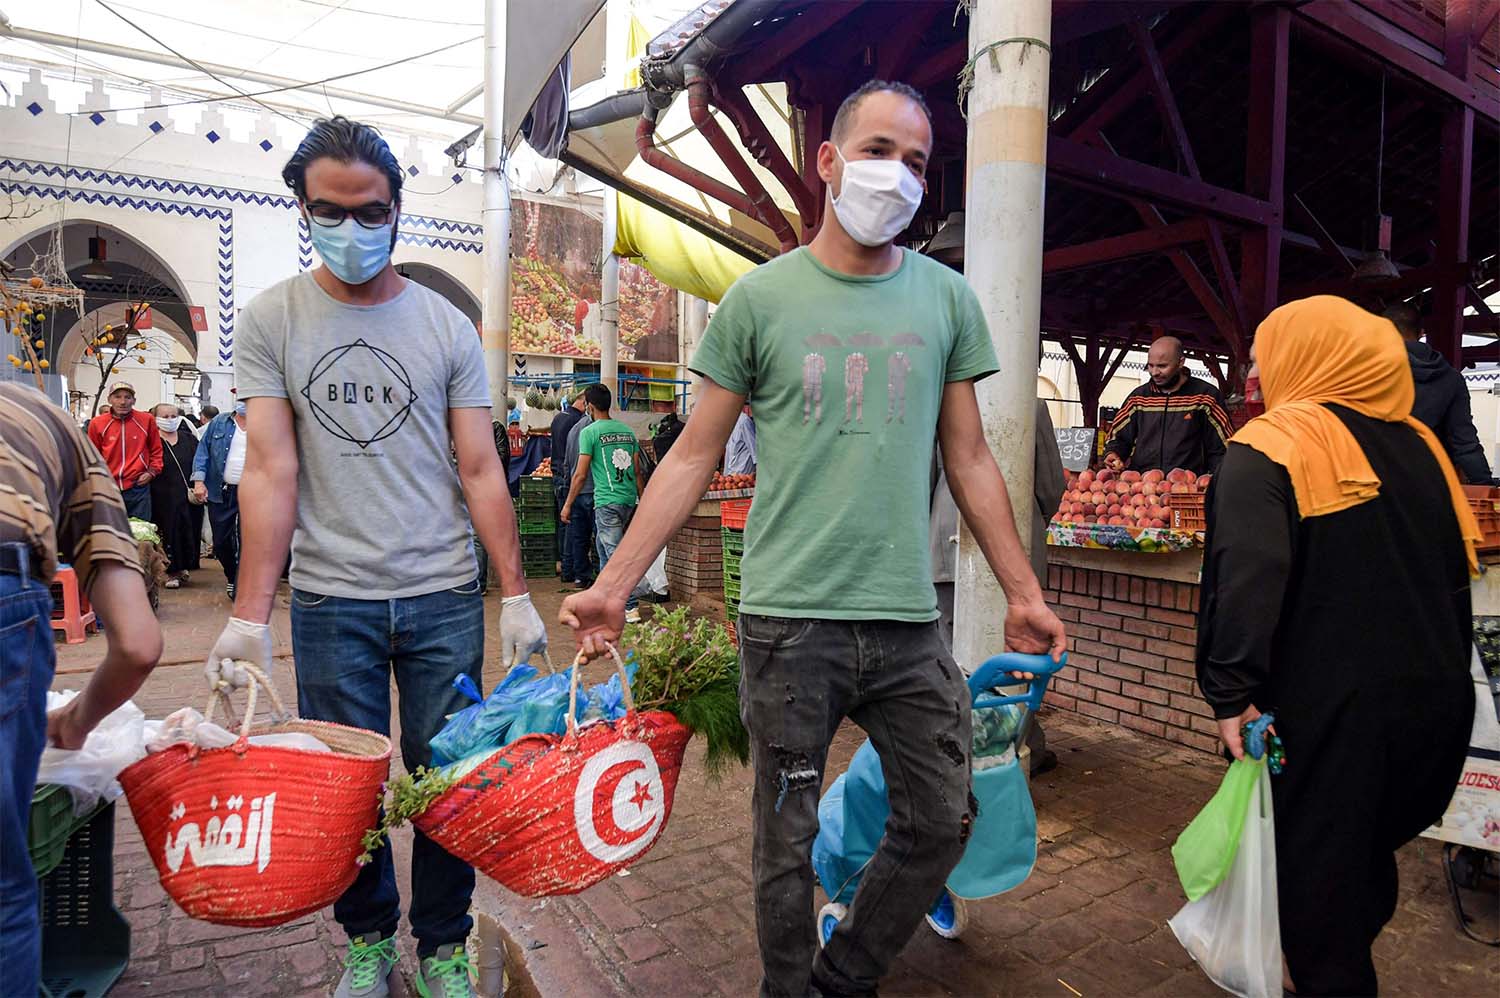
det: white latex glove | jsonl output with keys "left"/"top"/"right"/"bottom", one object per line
{"left": 500, "top": 593, "right": 548, "bottom": 667}
{"left": 205, "top": 617, "right": 273, "bottom": 690}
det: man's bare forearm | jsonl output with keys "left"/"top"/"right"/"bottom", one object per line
{"left": 234, "top": 461, "right": 297, "bottom": 623}
{"left": 463, "top": 462, "right": 527, "bottom": 597}
{"left": 944, "top": 452, "right": 1045, "bottom": 603}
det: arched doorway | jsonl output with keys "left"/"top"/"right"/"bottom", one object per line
{"left": 396, "top": 262, "right": 480, "bottom": 326}
{"left": 2, "top": 220, "right": 197, "bottom": 414}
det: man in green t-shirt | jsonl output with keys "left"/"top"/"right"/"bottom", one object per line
{"left": 561, "top": 383, "right": 642, "bottom": 620}
{"left": 561, "top": 80, "right": 1066, "bottom": 995}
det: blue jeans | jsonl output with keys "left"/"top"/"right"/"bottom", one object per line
{"left": 289, "top": 579, "right": 483, "bottom": 955}
{"left": 595, "top": 502, "right": 637, "bottom": 611}
{"left": 565, "top": 492, "right": 596, "bottom": 584}
{"left": 121, "top": 482, "right": 151, "bottom": 520}
{"left": 0, "top": 547, "right": 58, "bottom": 998}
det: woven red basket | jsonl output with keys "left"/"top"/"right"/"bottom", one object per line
{"left": 119, "top": 664, "right": 390, "bottom": 927}
{"left": 414, "top": 647, "right": 690, "bottom": 897}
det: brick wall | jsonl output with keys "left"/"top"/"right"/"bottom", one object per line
{"left": 665, "top": 516, "right": 724, "bottom": 597}
{"left": 1042, "top": 562, "right": 1221, "bottom": 754}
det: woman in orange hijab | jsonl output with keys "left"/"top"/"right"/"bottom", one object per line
{"left": 1194, "top": 296, "right": 1477, "bottom": 996}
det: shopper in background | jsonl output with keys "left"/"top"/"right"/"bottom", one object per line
{"left": 1384, "top": 303, "right": 1495, "bottom": 485}
{"left": 192, "top": 402, "right": 246, "bottom": 600}
{"left": 562, "top": 384, "right": 642, "bottom": 622}
{"left": 0, "top": 383, "right": 161, "bottom": 998}
{"left": 562, "top": 80, "right": 1065, "bottom": 997}
{"left": 561, "top": 402, "right": 595, "bottom": 588}
{"left": 550, "top": 391, "right": 587, "bottom": 583}
{"left": 87, "top": 381, "right": 163, "bottom": 520}
{"left": 1104, "top": 337, "right": 1230, "bottom": 476}
{"left": 149, "top": 402, "right": 201, "bottom": 589}
{"left": 1196, "top": 295, "right": 1478, "bottom": 996}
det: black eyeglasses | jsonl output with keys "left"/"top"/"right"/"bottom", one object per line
{"left": 305, "top": 201, "right": 395, "bottom": 229}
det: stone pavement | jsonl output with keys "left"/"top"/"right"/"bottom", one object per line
{"left": 49, "top": 569, "right": 1500, "bottom": 997}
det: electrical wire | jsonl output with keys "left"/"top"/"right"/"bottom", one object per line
{"left": 62, "top": 32, "right": 481, "bottom": 118}
{"left": 89, "top": 0, "right": 304, "bottom": 127}
{"left": 98, "top": 0, "right": 479, "bottom": 68}
{"left": 295, "top": 0, "right": 483, "bottom": 28}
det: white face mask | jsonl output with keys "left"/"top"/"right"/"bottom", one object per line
{"left": 156, "top": 416, "right": 181, "bottom": 433}
{"left": 830, "top": 147, "right": 925, "bottom": 248}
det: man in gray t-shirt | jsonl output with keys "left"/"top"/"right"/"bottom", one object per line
{"left": 203, "top": 116, "right": 545, "bottom": 998}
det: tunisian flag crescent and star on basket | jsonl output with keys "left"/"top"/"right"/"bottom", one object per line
{"left": 415, "top": 711, "right": 692, "bottom": 897}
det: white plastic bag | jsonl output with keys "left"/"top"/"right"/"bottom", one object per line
{"left": 643, "top": 549, "right": 669, "bottom": 597}
{"left": 1169, "top": 763, "right": 1282, "bottom": 998}
{"left": 145, "top": 707, "right": 331, "bottom": 753}
{"left": 36, "top": 691, "right": 147, "bottom": 814}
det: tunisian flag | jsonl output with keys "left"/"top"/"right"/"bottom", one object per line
{"left": 414, "top": 711, "right": 690, "bottom": 897}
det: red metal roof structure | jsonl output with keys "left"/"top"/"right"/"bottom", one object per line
{"left": 564, "top": 0, "right": 1499, "bottom": 422}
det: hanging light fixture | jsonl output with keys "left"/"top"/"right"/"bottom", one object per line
{"left": 78, "top": 228, "right": 111, "bottom": 282}
{"left": 923, "top": 211, "right": 966, "bottom": 267}
{"left": 1355, "top": 74, "right": 1400, "bottom": 283}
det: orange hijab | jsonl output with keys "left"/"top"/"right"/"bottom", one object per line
{"left": 1233, "top": 295, "right": 1481, "bottom": 574}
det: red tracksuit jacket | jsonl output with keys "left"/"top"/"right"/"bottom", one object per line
{"left": 88, "top": 409, "right": 163, "bottom": 492}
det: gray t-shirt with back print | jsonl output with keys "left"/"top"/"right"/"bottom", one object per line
{"left": 234, "top": 273, "right": 491, "bottom": 599}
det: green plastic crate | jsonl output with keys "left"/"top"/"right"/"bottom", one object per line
{"left": 39, "top": 802, "right": 130, "bottom": 998}
{"left": 520, "top": 476, "right": 554, "bottom": 496}
{"left": 517, "top": 518, "right": 556, "bottom": 535}
{"left": 724, "top": 578, "right": 740, "bottom": 603}
{"left": 721, "top": 527, "right": 744, "bottom": 556}
{"left": 29, "top": 785, "right": 96, "bottom": 879}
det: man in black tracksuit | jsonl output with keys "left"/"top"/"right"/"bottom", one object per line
{"left": 1104, "top": 336, "right": 1231, "bottom": 476}
{"left": 1384, "top": 304, "right": 1495, "bottom": 485}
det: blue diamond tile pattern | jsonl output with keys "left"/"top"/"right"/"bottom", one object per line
{"left": 205, "top": 130, "right": 220, "bottom": 143}
{"left": 407, "top": 165, "right": 419, "bottom": 176}
{"left": 26, "top": 102, "right": 42, "bottom": 116}
{"left": 259, "top": 139, "right": 273, "bottom": 151}
{"left": 89, "top": 111, "right": 105, "bottom": 125}
{"left": 149, "top": 120, "right": 164, "bottom": 133}
{"left": 451, "top": 172, "right": 462, "bottom": 183}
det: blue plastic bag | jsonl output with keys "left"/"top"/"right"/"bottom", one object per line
{"left": 429, "top": 662, "right": 640, "bottom": 766}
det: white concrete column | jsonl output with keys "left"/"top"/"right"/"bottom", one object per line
{"left": 681, "top": 292, "right": 709, "bottom": 407}
{"left": 481, "top": 0, "right": 511, "bottom": 407}
{"left": 599, "top": 0, "right": 630, "bottom": 400}
{"left": 953, "top": 0, "right": 1052, "bottom": 671}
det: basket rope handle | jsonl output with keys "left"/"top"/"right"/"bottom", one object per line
{"left": 565, "top": 643, "right": 636, "bottom": 740}
{"left": 204, "top": 660, "right": 293, "bottom": 740}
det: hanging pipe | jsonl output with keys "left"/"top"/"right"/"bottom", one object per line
{"left": 684, "top": 64, "right": 801, "bottom": 254}
{"left": 634, "top": 109, "right": 762, "bottom": 222}
{"left": 712, "top": 84, "right": 819, "bottom": 239}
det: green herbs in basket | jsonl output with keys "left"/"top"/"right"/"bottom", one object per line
{"left": 358, "top": 765, "right": 458, "bottom": 864}
{"left": 623, "top": 606, "right": 748, "bottom": 779}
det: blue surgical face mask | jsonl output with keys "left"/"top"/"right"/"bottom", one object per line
{"left": 306, "top": 215, "right": 392, "bottom": 285}
{"left": 234, "top": 402, "right": 247, "bottom": 417}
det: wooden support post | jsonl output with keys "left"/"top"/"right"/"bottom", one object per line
{"left": 1241, "top": 4, "right": 1290, "bottom": 337}
{"left": 1433, "top": 3, "right": 1476, "bottom": 366}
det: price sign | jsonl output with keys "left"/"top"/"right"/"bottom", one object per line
{"left": 1054, "top": 427, "right": 1098, "bottom": 472}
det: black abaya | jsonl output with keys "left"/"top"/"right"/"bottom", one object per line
{"left": 151, "top": 429, "right": 201, "bottom": 575}
{"left": 1196, "top": 405, "right": 1473, "bottom": 996}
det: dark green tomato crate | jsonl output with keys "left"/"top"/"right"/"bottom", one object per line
{"left": 38, "top": 801, "right": 130, "bottom": 998}
{"left": 29, "top": 784, "right": 100, "bottom": 878}
{"left": 720, "top": 527, "right": 744, "bottom": 556}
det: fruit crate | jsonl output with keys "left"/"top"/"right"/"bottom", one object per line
{"left": 721, "top": 498, "right": 752, "bottom": 531}
{"left": 1464, "top": 486, "right": 1500, "bottom": 554}
{"left": 520, "top": 475, "right": 554, "bottom": 496}
{"left": 30, "top": 785, "right": 99, "bottom": 879}
{"left": 721, "top": 526, "right": 744, "bottom": 557}
{"left": 1166, "top": 493, "right": 1206, "bottom": 533}
{"left": 38, "top": 801, "right": 130, "bottom": 998}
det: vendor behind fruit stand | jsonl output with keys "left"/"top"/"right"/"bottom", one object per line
{"left": 1103, "top": 336, "right": 1231, "bottom": 476}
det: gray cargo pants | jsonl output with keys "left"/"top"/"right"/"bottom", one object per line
{"left": 737, "top": 613, "right": 974, "bottom": 997}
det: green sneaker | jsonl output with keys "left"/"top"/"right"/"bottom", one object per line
{"left": 414, "top": 943, "right": 476, "bottom": 998}
{"left": 333, "top": 933, "right": 399, "bottom": 998}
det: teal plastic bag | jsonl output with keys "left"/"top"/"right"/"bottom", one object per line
{"left": 1172, "top": 758, "right": 1264, "bottom": 902}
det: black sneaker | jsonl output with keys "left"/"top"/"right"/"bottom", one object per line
{"left": 226, "top": 582, "right": 236, "bottom": 600}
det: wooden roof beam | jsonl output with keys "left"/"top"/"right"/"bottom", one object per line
{"left": 1043, "top": 218, "right": 1209, "bottom": 274}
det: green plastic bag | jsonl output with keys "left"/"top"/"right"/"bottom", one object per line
{"left": 1172, "top": 758, "right": 1265, "bottom": 902}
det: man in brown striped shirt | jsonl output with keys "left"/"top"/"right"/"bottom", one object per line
{"left": 0, "top": 382, "right": 162, "bottom": 998}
